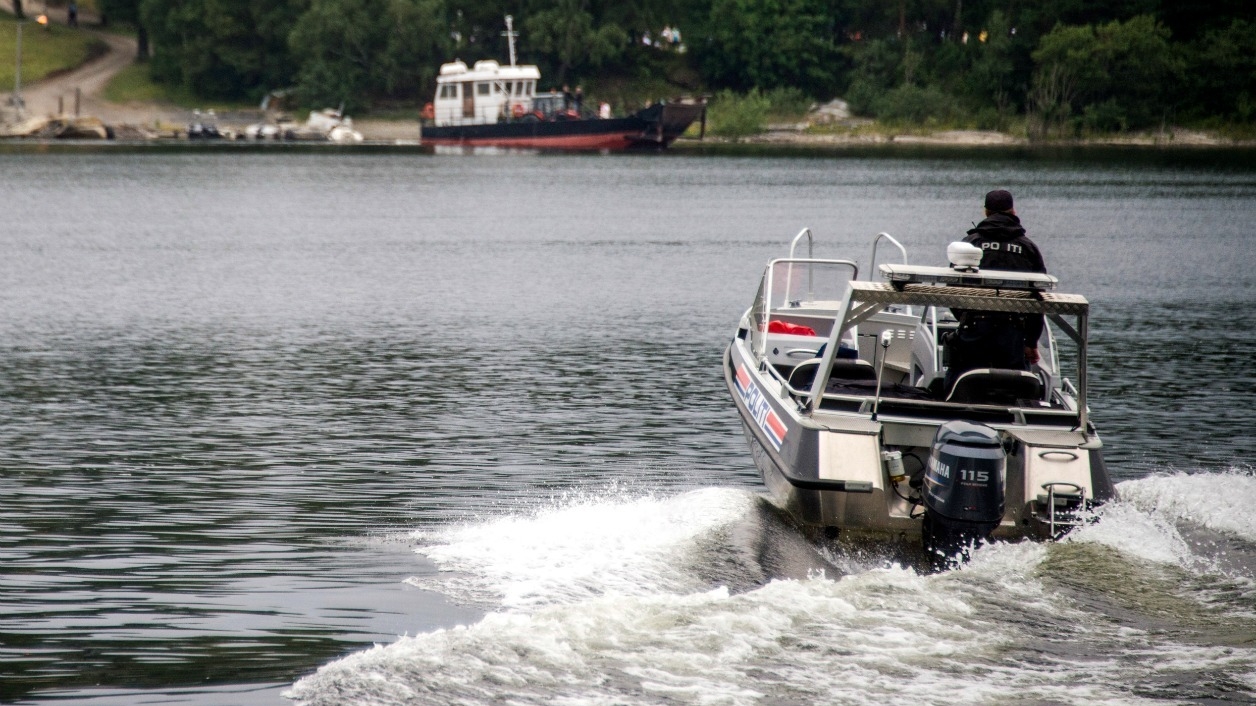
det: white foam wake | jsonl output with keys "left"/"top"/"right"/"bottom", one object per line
{"left": 287, "top": 477, "right": 1256, "bottom": 706}
{"left": 290, "top": 535, "right": 1217, "bottom": 706}
{"left": 406, "top": 487, "right": 762, "bottom": 609}
{"left": 289, "top": 564, "right": 1034, "bottom": 706}
{"left": 1114, "top": 469, "right": 1256, "bottom": 542}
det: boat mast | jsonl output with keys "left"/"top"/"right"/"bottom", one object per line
{"left": 502, "top": 15, "right": 518, "bottom": 67}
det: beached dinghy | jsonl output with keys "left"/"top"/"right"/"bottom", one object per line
{"left": 724, "top": 230, "right": 1116, "bottom": 565}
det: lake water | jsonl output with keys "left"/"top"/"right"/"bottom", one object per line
{"left": 1, "top": 144, "right": 1254, "bottom": 705}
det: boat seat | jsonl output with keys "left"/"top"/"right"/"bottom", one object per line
{"left": 946, "top": 368, "right": 1044, "bottom": 405}
{"left": 788, "top": 358, "right": 878, "bottom": 391}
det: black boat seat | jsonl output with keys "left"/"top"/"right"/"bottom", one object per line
{"left": 946, "top": 368, "right": 1043, "bottom": 405}
{"left": 788, "top": 358, "right": 877, "bottom": 391}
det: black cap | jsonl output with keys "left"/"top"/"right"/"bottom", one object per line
{"left": 984, "top": 189, "right": 1014, "bottom": 212}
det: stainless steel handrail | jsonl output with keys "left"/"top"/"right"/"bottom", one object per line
{"left": 868, "top": 232, "right": 908, "bottom": 275}
{"left": 788, "top": 228, "right": 814, "bottom": 259}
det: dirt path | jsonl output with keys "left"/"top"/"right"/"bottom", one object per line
{"left": 22, "top": 31, "right": 146, "bottom": 121}
{"left": 1, "top": 1, "right": 187, "bottom": 126}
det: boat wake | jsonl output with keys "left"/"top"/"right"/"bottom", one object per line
{"left": 401, "top": 487, "right": 866, "bottom": 610}
{"left": 286, "top": 472, "right": 1256, "bottom": 706}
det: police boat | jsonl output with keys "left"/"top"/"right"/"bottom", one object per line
{"left": 724, "top": 230, "right": 1116, "bottom": 566}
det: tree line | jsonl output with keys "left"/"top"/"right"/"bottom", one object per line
{"left": 44, "top": 0, "right": 1256, "bottom": 131}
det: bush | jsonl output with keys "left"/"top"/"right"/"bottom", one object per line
{"left": 1080, "top": 98, "right": 1128, "bottom": 133}
{"left": 974, "top": 105, "right": 1012, "bottom": 132}
{"left": 844, "top": 78, "right": 881, "bottom": 117}
{"left": 874, "top": 85, "right": 957, "bottom": 125}
{"left": 763, "top": 87, "right": 812, "bottom": 120}
{"left": 707, "top": 89, "right": 771, "bottom": 139}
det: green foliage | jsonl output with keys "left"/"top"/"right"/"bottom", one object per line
{"left": 1181, "top": 20, "right": 1256, "bottom": 123}
{"left": 961, "top": 11, "right": 1016, "bottom": 111}
{"left": 704, "top": 87, "right": 812, "bottom": 137}
{"left": 98, "top": 0, "right": 148, "bottom": 61}
{"left": 699, "top": 0, "right": 840, "bottom": 97}
{"left": 103, "top": 61, "right": 255, "bottom": 109}
{"left": 874, "top": 84, "right": 957, "bottom": 125}
{"left": 1029, "top": 15, "right": 1183, "bottom": 135}
{"left": 1080, "top": 98, "right": 1127, "bottom": 133}
{"left": 102, "top": 61, "right": 169, "bottom": 103}
{"left": 288, "top": 0, "right": 448, "bottom": 112}
{"left": 762, "top": 86, "right": 811, "bottom": 119}
{"left": 98, "top": 0, "right": 141, "bottom": 24}
{"left": 706, "top": 88, "right": 770, "bottom": 139}
{"left": 841, "top": 39, "right": 898, "bottom": 115}
{"left": 141, "top": 0, "right": 305, "bottom": 101}
{"left": 524, "top": 0, "right": 628, "bottom": 86}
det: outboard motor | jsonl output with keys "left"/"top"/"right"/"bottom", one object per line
{"left": 922, "top": 421, "right": 1006, "bottom": 569}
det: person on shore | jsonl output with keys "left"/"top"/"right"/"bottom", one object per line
{"left": 943, "top": 189, "right": 1048, "bottom": 393}
{"left": 67, "top": 1, "right": 78, "bottom": 27}
{"left": 574, "top": 86, "right": 583, "bottom": 115}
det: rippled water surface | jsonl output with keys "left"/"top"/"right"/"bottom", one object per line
{"left": 1, "top": 146, "right": 1254, "bottom": 705}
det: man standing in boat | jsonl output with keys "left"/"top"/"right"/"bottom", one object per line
{"left": 944, "top": 189, "right": 1047, "bottom": 393}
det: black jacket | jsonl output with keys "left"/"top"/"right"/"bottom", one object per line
{"left": 962, "top": 211, "right": 1046, "bottom": 346}
{"left": 963, "top": 212, "right": 1046, "bottom": 274}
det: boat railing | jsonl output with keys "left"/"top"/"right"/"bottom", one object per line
{"left": 867, "top": 232, "right": 908, "bottom": 279}
{"left": 809, "top": 385, "right": 1082, "bottom": 425}
{"left": 788, "top": 228, "right": 814, "bottom": 259}
{"left": 766, "top": 359, "right": 1082, "bottom": 423}
{"left": 785, "top": 229, "right": 815, "bottom": 301}
{"left": 788, "top": 229, "right": 907, "bottom": 272}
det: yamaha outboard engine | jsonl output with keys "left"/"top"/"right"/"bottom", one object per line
{"left": 922, "top": 421, "right": 1006, "bottom": 570}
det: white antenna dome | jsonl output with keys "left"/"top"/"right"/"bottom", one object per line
{"left": 947, "top": 241, "right": 982, "bottom": 271}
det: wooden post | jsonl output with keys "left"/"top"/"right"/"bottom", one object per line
{"left": 58, "top": 95, "right": 63, "bottom": 115}
{"left": 13, "top": 22, "right": 23, "bottom": 117}
{"left": 75, "top": 87, "right": 81, "bottom": 116}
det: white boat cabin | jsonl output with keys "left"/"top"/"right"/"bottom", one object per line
{"left": 434, "top": 60, "right": 541, "bottom": 126}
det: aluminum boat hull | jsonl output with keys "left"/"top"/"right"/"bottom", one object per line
{"left": 724, "top": 341, "right": 1115, "bottom": 542}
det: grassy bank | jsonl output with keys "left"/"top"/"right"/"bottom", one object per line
{"left": 0, "top": 13, "right": 104, "bottom": 89}
{"left": 103, "top": 61, "right": 259, "bottom": 112}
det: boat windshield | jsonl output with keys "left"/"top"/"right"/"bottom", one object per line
{"left": 749, "top": 258, "right": 857, "bottom": 356}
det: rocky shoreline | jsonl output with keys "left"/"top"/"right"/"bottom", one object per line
{"left": 734, "top": 126, "right": 1251, "bottom": 149}
{"left": 1, "top": 93, "right": 1249, "bottom": 149}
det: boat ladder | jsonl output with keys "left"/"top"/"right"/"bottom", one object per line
{"left": 1034, "top": 481, "right": 1087, "bottom": 538}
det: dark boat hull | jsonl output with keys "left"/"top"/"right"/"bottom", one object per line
{"left": 421, "top": 103, "right": 704, "bottom": 151}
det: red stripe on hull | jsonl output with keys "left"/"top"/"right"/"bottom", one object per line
{"left": 423, "top": 132, "right": 643, "bottom": 151}
{"left": 765, "top": 411, "right": 788, "bottom": 440}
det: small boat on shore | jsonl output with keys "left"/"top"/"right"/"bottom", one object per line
{"left": 419, "top": 17, "right": 704, "bottom": 151}
{"left": 725, "top": 230, "right": 1116, "bottom": 567}
{"left": 244, "top": 107, "right": 363, "bottom": 143}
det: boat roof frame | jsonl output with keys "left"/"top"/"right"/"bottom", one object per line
{"left": 802, "top": 271, "right": 1093, "bottom": 433}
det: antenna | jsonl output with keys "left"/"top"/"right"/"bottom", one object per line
{"left": 502, "top": 15, "right": 518, "bottom": 67}
{"left": 871, "top": 330, "right": 893, "bottom": 421}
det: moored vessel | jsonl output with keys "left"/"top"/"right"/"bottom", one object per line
{"left": 419, "top": 16, "right": 704, "bottom": 151}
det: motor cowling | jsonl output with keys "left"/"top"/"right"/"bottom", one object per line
{"left": 922, "top": 421, "right": 1006, "bottom": 568}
